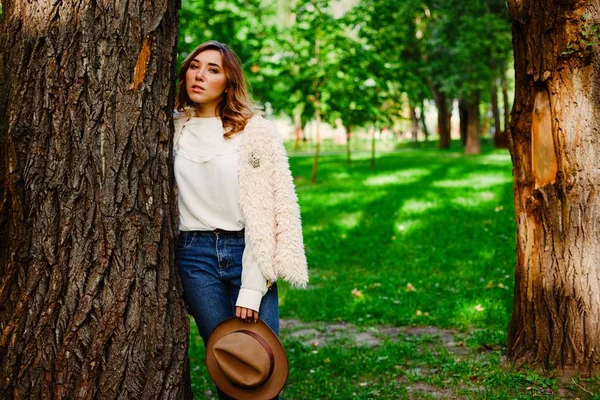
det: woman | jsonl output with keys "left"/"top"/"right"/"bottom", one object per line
{"left": 173, "top": 41, "right": 308, "bottom": 398}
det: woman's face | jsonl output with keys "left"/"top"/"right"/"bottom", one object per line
{"left": 185, "top": 49, "right": 228, "bottom": 116}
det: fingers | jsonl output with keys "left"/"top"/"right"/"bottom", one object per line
{"left": 235, "top": 306, "right": 259, "bottom": 323}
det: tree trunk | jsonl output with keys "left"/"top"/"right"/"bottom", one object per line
{"left": 432, "top": 85, "right": 450, "bottom": 149}
{"left": 0, "top": 2, "right": 192, "bottom": 398}
{"left": 310, "top": 107, "right": 321, "bottom": 184}
{"left": 458, "top": 98, "right": 468, "bottom": 146}
{"left": 492, "top": 76, "right": 507, "bottom": 148}
{"left": 310, "top": 36, "right": 321, "bottom": 184}
{"left": 410, "top": 106, "right": 419, "bottom": 141}
{"left": 419, "top": 102, "right": 430, "bottom": 141}
{"left": 500, "top": 63, "right": 512, "bottom": 146}
{"left": 480, "top": 102, "right": 490, "bottom": 139}
{"left": 464, "top": 92, "right": 481, "bottom": 155}
{"left": 294, "top": 109, "right": 303, "bottom": 151}
{"left": 507, "top": 0, "right": 600, "bottom": 376}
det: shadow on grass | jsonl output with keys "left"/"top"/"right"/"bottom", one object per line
{"left": 188, "top": 146, "right": 600, "bottom": 399}
{"left": 283, "top": 145, "right": 515, "bottom": 336}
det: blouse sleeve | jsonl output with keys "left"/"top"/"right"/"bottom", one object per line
{"left": 235, "top": 232, "right": 268, "bottom": 312}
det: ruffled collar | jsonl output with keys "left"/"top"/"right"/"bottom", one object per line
{"left": 175, "top": 117, "right": 240, "bottom": 163}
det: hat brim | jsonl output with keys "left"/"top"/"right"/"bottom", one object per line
{"left": 206, "top": 317, "right": 289, "bottom": 400}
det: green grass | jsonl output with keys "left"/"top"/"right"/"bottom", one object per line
{"left": 285, "top": 144, "right": 515, "bottom": 336}
{"left": 188, "top": 143, "right": 600, "bottom": 399}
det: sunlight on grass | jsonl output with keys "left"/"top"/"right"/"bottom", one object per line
{"left": 300, "top": 190, "right": 383, "bottom": 209}
{"left": 363, "top": 168, "right": 430, "bottom": 186}
{"left": 400, "top": 199, "right": 438, "bottom": 214}
{"left": 331, "top": 171, "right": 351, "bottom": 180}
{"left": 481, "top": 152, "right": 512, "bottom": 163}
{"left": 452, "top": 191, "right": 498, "bottom": 207}
{"left": 451, "top": 297, "right": 508, "bottom": 328}
{"left": 336, "top": 211, "right": 363, "bottom": 229}
{"left": 433, "top": 172, "right": 513, "bottom": 189}
{"left": 394, "top": 219, "right": 421, "bottom": 234}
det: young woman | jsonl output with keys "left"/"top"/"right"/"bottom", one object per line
{"left": 173, "top": 41, "right": 308, "bottom": 398}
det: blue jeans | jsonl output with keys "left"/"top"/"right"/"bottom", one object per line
{"left": 176, "top": 230, "right": 280, "bottom": 399}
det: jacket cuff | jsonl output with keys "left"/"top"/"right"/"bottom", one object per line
{"left": 235, "top": 288, "right": 263, "bottom": 312}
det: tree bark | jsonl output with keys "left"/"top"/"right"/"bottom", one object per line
{"left": 0, "top": 1, "right": 192, "bottom": 398}
{"left": 464, "top": 92, "right": 481, "bottom": 155}
{"left": 458, "top": 98, "right": 468, "bottom": 146}
{"left": 419, "top": 102, "right": 430, "bottom": 141}
{"left": 432, "top": 85, "right": 450, "bottom": 149}
{"left": 492, "top": 75, "right": 508, "bottom": 148}
{"left": 294, "top": 109, "right": 303, "bottom": 151}
{"left": 500, "top": 63, "right": 512, "bottom": 145}
{"left": 507, "top": 0, "right": 600, "bottom": 376}
{"left": 310, "top": 106, "right": 321, "bottom": 184}
{"left": 494, "top": 64, "right": 510, "bottom": 148}
{"left": 410, "top": 106, "right": 419, "bottom": 141}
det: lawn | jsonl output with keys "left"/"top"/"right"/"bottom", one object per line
{"left": 188, "top": 143, "right": 600, "bottom": 399}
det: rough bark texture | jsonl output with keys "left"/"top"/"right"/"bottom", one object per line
{"left": 507, "top": 0, "right": 600, "bottom": 375}
{"left": 0, "top": 1, "right": 192, "bottom": 398}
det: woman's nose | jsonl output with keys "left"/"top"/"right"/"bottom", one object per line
{"left": 195, "top": 69, "right": 204, "bottom": 81}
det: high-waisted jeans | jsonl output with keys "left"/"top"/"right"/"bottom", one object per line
{"left": 176, "top": 230, "right": 280, "bottom": 399}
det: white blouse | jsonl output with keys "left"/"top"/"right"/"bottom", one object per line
{"left": 174, "top": 117, "right": 267, "bottom": 312}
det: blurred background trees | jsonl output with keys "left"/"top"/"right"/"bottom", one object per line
{"left": 177, "top": 0, "right": 513, "bottom": 156}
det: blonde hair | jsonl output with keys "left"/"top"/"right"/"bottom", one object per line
{"left": 176, "top": 41, "right": 258, "bottom": 137}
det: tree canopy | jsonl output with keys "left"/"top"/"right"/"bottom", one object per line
{"left": 178, "top": 0, "right": 513, "bottom": 145}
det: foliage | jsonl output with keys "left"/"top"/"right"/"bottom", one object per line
{"left": 424, "top": 0, "right": 512, "bottom": 101}
{"left": 271, "top": 0, "right": 344, "bottom": 123}
{"left": 353, "top": 0, "right": 430, "bottom": 107}
{"left": 177, "top": 0, "right": 513, "bottom": 136}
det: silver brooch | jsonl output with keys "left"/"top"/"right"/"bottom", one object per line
{"left": 249, "top": 153, "right": 260, "bottom": 168}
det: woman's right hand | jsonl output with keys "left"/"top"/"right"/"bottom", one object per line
{"left": 235, "top": 306, "right": 259, "bottom": 323}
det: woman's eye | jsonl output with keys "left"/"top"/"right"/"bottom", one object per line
{"left": 190, "top": 64, "right": 198, "bottom": 69}
{"left": 209, "top": 69, "right": 219, "bottom": 73}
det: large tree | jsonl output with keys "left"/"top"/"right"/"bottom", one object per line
{"left": 0, "top": 1, "right": 191, "bottom": 398}
{"left": 506, "top": 0, "right": 600, "bottom": 375}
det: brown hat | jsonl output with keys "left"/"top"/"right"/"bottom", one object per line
{"left": 206, "top": 317, "right": 289, "bottom": 400}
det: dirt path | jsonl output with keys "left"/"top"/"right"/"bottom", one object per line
{"left": 281, "top": 318, "right": 470, "bottom": 355}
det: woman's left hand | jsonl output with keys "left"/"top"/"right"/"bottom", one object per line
{"left": 235, "top": 306, "right": 259, "bottom": 323}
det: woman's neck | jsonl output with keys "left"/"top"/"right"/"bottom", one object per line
{"left": 194, "top": 105, "right": 218, "bottom": 118}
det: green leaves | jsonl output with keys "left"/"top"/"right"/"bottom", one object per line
{"left": 177, "top": 0, "right": 512, "bottom": 131}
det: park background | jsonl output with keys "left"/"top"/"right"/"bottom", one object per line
{"left": 1, "top": 0, "right": 599, "bottom": 399}
{"left": 178, "top": 0, "right": 596, "bottom": 399}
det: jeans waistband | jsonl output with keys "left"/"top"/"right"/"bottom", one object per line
{"left": 181, "top": 229, "right": 245, "bottom": 238}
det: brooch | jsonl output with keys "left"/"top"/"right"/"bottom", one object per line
{"left": 249, "top": 152, "right": 260, "bottom": 168}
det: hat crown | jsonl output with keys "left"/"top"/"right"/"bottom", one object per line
{"left": 206, "top": 318, "right": 288, "bottom": 400}
{"left": 213, "top": 331, "right": 274, "bottom": 388}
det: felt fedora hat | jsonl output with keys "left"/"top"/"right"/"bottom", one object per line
{"left": 206, "top": 317, "right": 289, "bottom": 400}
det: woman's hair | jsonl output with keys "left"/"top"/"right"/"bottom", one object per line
{"left": 176, "top": 40, "right": 257, "bottom": 137}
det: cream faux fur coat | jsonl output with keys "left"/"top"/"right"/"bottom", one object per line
{"left": 173, "top": 113, "right": 309, "bottom": 287}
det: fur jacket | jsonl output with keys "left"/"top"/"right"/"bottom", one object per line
{"left": 173, "top": 113, "right": 309, "bottom": 287}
